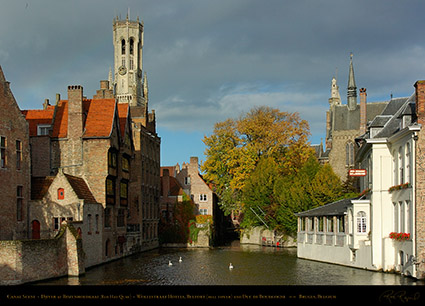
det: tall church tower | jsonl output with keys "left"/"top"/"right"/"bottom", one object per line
{"left": 112, "top": 14, "right": 147, "bottom": 108}
{"left": 347, "top": 53, "right": 357, "bottom": 111}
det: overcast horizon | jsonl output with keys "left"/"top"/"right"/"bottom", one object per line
{"left": 2, "top": 0, "right": 425, "bottom": 167}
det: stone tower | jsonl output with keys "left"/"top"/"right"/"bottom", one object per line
{"left": 112, "top": 14, "right": 147, "bottom": 108}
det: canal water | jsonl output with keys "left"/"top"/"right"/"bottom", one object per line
{"left": 34, "top": 241, "right": 422, "bottom": 286}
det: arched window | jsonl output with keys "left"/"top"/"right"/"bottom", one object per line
{"left": 346, "top": 142, "right": 354, "bottom": 166}
{"left": 356, "top": 211, "right": 367, "bottom": 233}
{"left": 121, "top": 39, "right": 126, "bottom": 54}
{"left": 58, "top": 188, "right": 65, "bottom": 200}
{"left": 129, "top": 38, "right": 134, "bottom": 55}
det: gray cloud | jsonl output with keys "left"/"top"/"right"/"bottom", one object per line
{"left": 2, "top": 0, "right": 425, "bottom": 163}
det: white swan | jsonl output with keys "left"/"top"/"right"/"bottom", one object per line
{"left": 179, "top": 256, "right": 182, "bottom": 263}
{"left": 229, "top": 263, "right": 234, "bottom": 270}
{"left": 168, "top": 260, "right": 173, "bottom": 266}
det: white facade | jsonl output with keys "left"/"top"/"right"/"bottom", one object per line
{"left": 297, "top": 95, "right": 421, "bottom": 279}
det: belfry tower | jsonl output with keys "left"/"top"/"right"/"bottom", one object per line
{"left": 112, "top": 14, "right": 147, "bottom": 108}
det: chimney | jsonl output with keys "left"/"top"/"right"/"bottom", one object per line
{"left": 100, "top": 80, "right": 109, "bottom": 90}
{"left": 415, "top": 80, "right": 425, "bottom": 125}
{"left": 67, "top": 85, "right": 84, "bottom": 139}
{"left": 56, "top": 93, "right": 61, "bottom": 104}
{"left": 43, "top": 99, "right": 50, "bottom": 110}
{"left": 162, "top": 168, "right": 170, "bottom": 197}
{"left": 359, "top": 88, "right": 367, "bottom": 135}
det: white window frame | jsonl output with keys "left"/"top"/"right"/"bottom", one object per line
{"left": 356, "top": 211, "right": 367, "bottom": 234}
{"left": 199, "top": 194, "right": 207, "bottom": 202}
{"left": 199, "top": 208, "right": 208, "bottom": 215}
{"left": 37, "top": 124, "right": 51, "bottom": 136}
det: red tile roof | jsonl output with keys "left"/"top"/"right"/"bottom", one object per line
{"left": 117, "top": 103, "right": 129, "bottom": 138}
{"left": 22, "top": 109, "right": 54, "bottom": 136}
{"left": 83, "top": 99, "right": 116, "bottom": 138}
{"left": 24, "top": 96, "right": 131, "bottom": 140}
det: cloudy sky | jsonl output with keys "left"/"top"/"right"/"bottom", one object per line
{"left": 2, "top": 0, "right": 425, "bottom": 167}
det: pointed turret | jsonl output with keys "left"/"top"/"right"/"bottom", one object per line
{"left": 347, "top": 53, "right": 357, "bottom": 111}
{"left": 347, "top": 53, "right": 357, "bottom": 110}
{"left": 329, "top": 75, "right": 341, "bottom": 106}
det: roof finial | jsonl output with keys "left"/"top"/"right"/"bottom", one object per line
{"left": 347, "top": 52, "right": 357, "bottom": 111}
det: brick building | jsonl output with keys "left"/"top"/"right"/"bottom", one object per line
{"left": 23, "top": 82, "right": 137, "bottom": 261}
{"left": 0, "top": 66, "right": 30, "bottom": 240}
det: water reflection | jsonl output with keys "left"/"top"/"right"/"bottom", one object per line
{"left": 34, "top": 242, "right": 422, "bottom": 286}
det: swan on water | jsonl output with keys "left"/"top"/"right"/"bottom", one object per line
{"left": 229, "top": 263, "right": 234, "bottom": 270}
{"left": 169, "top": 261, "right": 173, "bottom": 266}
{"left": 179, "top": 257, "right": 182, "bottom": 263}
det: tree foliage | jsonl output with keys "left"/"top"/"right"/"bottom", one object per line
{"left": 202, "top": 106, "right": 313, "bottom": 215}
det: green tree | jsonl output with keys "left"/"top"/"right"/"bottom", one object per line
{"left": 202, "top": 106, "right": 313, "bottom": 215}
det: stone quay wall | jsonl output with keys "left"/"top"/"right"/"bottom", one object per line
{"left": 0, "top": 223, "right": 84, "bottom": 285}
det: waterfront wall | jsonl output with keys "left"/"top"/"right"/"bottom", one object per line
{"left": 0, "top": 223, "right": 84, "bottom": 285}
{"left": 240, "top": 227, "right": 296, "bottom": 247}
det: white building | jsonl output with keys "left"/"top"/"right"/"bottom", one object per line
{"left": 296, "top": 89, "right": 422, "bottom": 279}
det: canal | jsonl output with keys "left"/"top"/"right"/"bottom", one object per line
{"left": 34, "top": 241, "right": 422, "bottom": 286}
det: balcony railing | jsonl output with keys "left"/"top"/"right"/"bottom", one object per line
{"left": 297, "top": 231, "right": 347, "bottom": 247}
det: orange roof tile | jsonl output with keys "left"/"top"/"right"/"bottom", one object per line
{"left": 22, "top": 109, "right": 54, "bottom": 136}
{"left": 83, "top": 99, "right": 116, "bottom": 138}
{"left": 117, "top": 103, "right": 129, "bottom": 138}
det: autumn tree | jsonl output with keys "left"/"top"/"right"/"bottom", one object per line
{"left": 202, "top": 106, "right": 313, "bottom": 215}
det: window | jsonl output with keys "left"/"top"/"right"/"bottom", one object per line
{"left": 327, "top": 217, "right": 334, "bottom": 232}
{"left": 399, "top": 146, "right": 404, "bottom": 184}
{"left": 17, "top": 186, "right": 23, "bottom": 221}
{"left": 57, "top": 188, "right": 65, "bottom": 200}
{"left": 129, "top": 38, "right": 134, "bottom": 55}
{"left": 108, "top": 150, "right": 117, "bottom": 168}
{"left": 406, "top": 143, "right": 411, "bottom": 183}
{"left": 406, "top": 201, "right": 412, "bottom": 235}
{"left": 53, "top": 217, "right": 60, "bottom": 230}
{"left": 95, "top": 214, "right": 99, "bottom": 233}
{"left": 184, "top": 177, "right": 190, "bottom": 185}
{"left": 1, "top": 136, "right": 6, "bottom": 168}
{"left": 393, "top": 202, "right": 399, "bottom": 232}
{"left": 356, "top": 211, "right": 367, "bottom": 233}
{"left": 117, "top": 209, "right": 125, "bottom": 227}
{"left": 199, "top": 194, "right": 207, "bottom": 202}
{"left": 199, "top": 208, "right": 208, "bottom": 215}
{"left": 16, "top": 140, "right": 22, "bottom": 170}
{"left": 337, "top": 215, "right": 345, "bottom": 233}
{"left": 121, "top": 39, "right": 126, "bottom": 54}
{"left": 37, "top": 124, "right": 50, "bottom": 136}
{"left": 400, "top": 201, "right": 405, "bottom": 233}
{"left": 308, "top": 217, "right": 314, "bottom": 232}
{"left": 346, "top": 142, "right": 354, "bottom": 166}
{"left": 106, "top": 178, "right": 116, "bottom": 205}
{"left": 120, "top": 180, "right": 128, "bottom": 205}
{"left": 122, "top": 155, "right": 130, "bottom": 172}
{"left": 130, "top": 57, "right": 134, "bottom": 70}
{"left": 318, "top": 216, "right": 324, "bottom": 232}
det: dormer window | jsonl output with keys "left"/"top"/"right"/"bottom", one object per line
{"left": 37, "top": 124, "right": 50, "bottom": 136}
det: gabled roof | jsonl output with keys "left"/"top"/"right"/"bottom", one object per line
{"left": 332, "top": 102, "right": 388, "bottom": 131}
{"left": 64, "top": 173, "right": 98, "bottom": 203}
{"left": 31, "top": 176, "right": 55, "bottom": 200}
{"left": 30, "top": 173, "right": 98, "bottom": 204}
{"left": 295, "top": 197, "right": 358, "bottom": 217}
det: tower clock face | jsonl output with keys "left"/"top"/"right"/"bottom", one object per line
{"left": 119, "top": 66, "right": 127, "bottom": 75}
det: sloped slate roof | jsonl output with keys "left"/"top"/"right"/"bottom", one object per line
{"left": 332, "top": 102, "right": 388, "bottom": 131}
{"left": 295, "top": 197, "right": 358, "bottom": 217}
{"left": 374, "top": 94, "right": 415, "bottom": 138}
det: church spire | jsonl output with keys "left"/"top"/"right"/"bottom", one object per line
{"left": 347, "top": 53, "right": 357, "bottom": 111}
